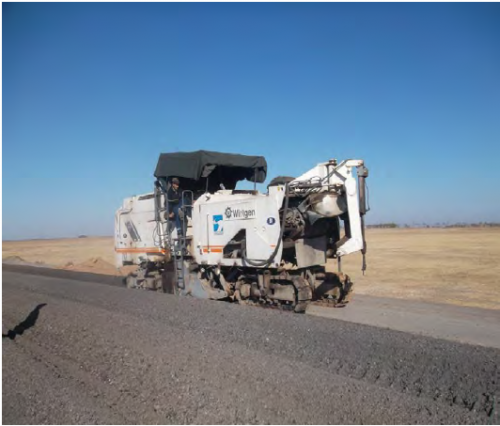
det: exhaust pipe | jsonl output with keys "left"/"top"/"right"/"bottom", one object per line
{"left": 358, "top": 166, "right": 369, "bottom": 273}
{"left": 358, "top": 166, "right": 369, "bottom": 216}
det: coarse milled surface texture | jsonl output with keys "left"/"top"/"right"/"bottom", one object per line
{"left": 2, "top": 269, "right": 499, "bottom": 424}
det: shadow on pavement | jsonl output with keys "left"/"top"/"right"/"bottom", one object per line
{"left": 3, "top": 303, "right": 47, "bottom": 340}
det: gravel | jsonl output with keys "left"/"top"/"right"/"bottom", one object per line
{"left": 3, "top": 268, "right": 499, "bottom": 424}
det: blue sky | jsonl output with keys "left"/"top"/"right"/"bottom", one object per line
{"left": 3, "top": 2, "right": 500, "bottom": 239}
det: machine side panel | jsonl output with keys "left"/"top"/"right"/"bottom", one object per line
{"left": 115, "top": 194, "right": 162, "bottom": 267}
{"left": 192, "top": 192, "right": 284, "bottom": 267}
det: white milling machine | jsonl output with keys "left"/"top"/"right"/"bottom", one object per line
{"left": 115, "top": 150, "right": 369, "bottom": 312}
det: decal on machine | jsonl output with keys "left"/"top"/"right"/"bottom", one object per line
{"left": 213, "top": 214, "right": 224, "bottom": 235}
{"left": 267, "top": 217, "right": 276, "bottom": 225}
{"left": 224, "top": 206, "right": 256, "bottom": 220}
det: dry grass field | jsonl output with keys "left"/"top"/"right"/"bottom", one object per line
{"left": 2, "top": 237, "right": 118, "bottom": 275}
{"left": 337, "top": 228, "right": 500, "bottom": 310}
{"left": 3, "top": 228, "right": 500, "bottom": 310}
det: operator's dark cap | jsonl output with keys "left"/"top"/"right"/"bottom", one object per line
{"left": 172, "top": 177, "right": 180, "bottom": 184}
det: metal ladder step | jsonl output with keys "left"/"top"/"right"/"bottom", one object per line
{"left": 174, "top": 258, "right": 185, "bottom": 289}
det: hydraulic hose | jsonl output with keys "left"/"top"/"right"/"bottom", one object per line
{"left": 241, "top": 184, "right": 290, "bottom": 267}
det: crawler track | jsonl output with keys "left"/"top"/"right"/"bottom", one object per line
{"left": 3, "top": 266, "right": 499, "bottom": 424}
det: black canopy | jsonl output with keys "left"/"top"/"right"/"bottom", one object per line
{"left": 154, "top": 150, "right": 267, "bottom": 189}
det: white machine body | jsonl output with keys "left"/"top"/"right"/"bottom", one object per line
{"left": 115, "top": 159, "right": 367, "bottom": 269}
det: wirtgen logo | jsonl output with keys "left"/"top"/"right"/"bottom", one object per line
{"left": 225, "top": 206, "right": 256, "bottom": 220}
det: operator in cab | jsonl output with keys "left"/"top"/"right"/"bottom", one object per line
{"left": 167, "top": 177, "right": 183, "bottom": 235}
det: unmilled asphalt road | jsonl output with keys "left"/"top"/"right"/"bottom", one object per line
{"left": 2, "top": 267, "right": 500, "bottom": 424}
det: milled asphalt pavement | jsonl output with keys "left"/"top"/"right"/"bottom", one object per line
{"left": 3, "top": 266, "right": 500, "bottom": 424}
